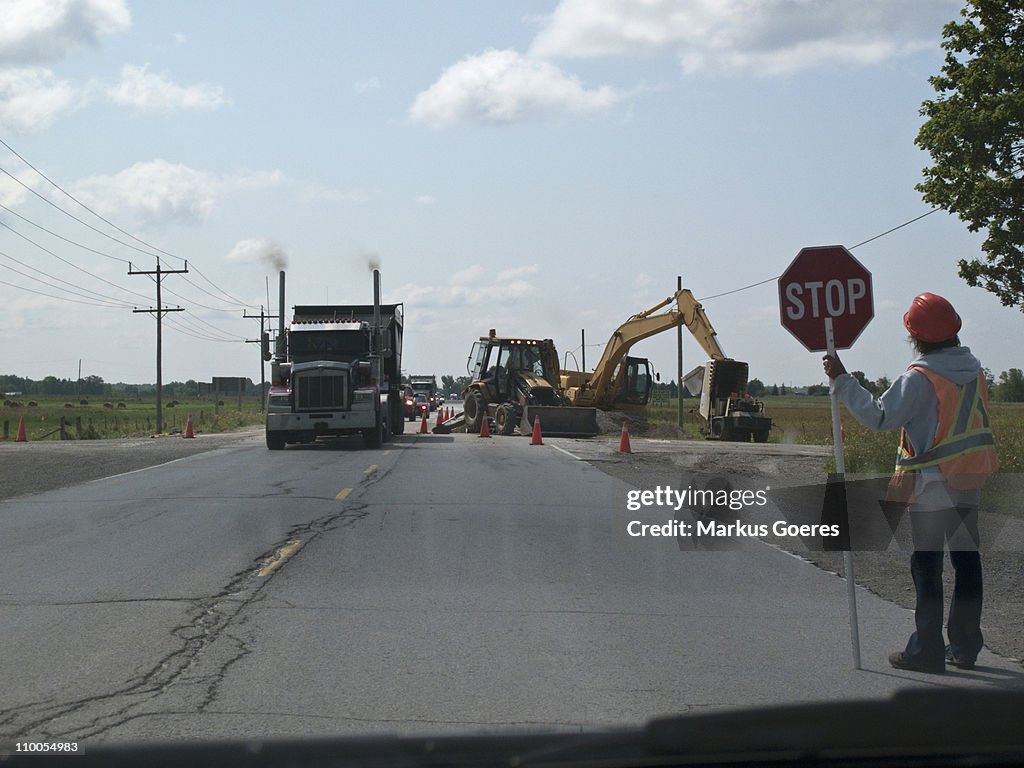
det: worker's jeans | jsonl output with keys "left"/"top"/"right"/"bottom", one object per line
{"left": 904, "top": 507, "right": 984, "bottom": 666}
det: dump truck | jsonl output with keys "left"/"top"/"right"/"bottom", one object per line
{"left": 408, "top": 374, "right": 438, "bottom": 410}
{"left": 459, "top": 331, "right": 599, "bottom": 437}
{"left": 265, "top": 269, "right": 404, "bottom": 450}
{"left": 561, "top": 287, "right": 771, "bottom": 441}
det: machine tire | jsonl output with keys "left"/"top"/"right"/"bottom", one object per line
{"left": 266, "top": 432, "right": 286, "bottom": 451}
{"left": 390, "top": 396, "right": 404, "bottom": 435}
{"left": 495, "top": 404, "right": 517, "bottom": 436}
{"left": 754, "top": 429, "right": 769, "bottom": 443}
{"left": 464, "top": 390, "right": 486, "bottom": 433}
{"left": 362, "top": 419, "right": 384, "bottom": 449}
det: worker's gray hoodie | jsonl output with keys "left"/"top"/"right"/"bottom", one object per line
{"left": 830, "top": 345, "right": 984, "bottom": 510}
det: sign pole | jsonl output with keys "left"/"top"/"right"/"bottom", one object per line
{"left": 826, "top": 316, "right": 861, "bottom": 669}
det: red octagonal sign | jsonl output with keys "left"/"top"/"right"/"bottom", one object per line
{"left": 778, "top": 245, "right": 873, "bottom": 352}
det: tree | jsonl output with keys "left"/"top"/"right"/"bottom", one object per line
{"left": 747, "top": 378, "right": 765, "bottom": 397}
{"left": 874, "top": 375, "right": 892, "bottom": 394}
{"left": 851, "top": 371, "right": 873, "bottom": 394}
{"left": 916, "top": 1, "right": 1024, "bottom": 309}
{"left": 996, "top": 368, "right": 1024, "bottom": 401}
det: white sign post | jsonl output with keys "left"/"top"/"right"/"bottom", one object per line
{"left": 779, "top": 246, "right": 872, "bottom": 670}
{"left": 825, "top": 317, "right": 861, "bottom": 670}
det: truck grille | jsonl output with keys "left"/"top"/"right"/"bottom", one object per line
{"left": 294, "top": 370, "right": 348, "bottom": 410}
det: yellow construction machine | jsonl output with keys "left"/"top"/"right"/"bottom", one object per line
{"left": 456, "top": 331, "right": 601, "bottom": 437}
{"left": 561, "top": 289, "right": 772, "bottom": 442}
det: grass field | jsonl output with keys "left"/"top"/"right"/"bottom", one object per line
{"left": 649, "top": 396, "right": 1023, "bottom": 474}
{"left": 1, "top": 395, "right": 264, "bottom": 441}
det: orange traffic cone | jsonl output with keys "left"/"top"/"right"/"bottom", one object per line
{"left": 184, "top": 413, "right": 195, "bottom": 438}
{"left": 445, "top": 406, "right": 452, "bottom": 422}
{"left": 419, "top": 413, "right": 429, "bottom": 434}
{"left": 15, "top": 415, "right": 27, "bottom": 442}
{"left": 478, "top": 409, "right": 491, "bottom": 438}
{"left": 530, "top": 415, "right": 543, "bottom": 445}
{"left": 618, "top": 419, "right": 632, "bottom": 454}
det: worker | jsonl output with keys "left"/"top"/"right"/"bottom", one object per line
{"left": 823, "top": 292, "right": 998, "bottom": 674}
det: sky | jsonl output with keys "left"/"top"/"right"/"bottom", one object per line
{"left": 1, "top": 0, "right": 1022, "bottom": 390}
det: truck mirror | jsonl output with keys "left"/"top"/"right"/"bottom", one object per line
{"left": 261, "top": 332, "right": 271, "bottom": 362}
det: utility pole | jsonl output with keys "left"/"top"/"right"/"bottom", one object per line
{"left": 244, "top": 305, "right": 279, "bottom": 411}
{"left": 677, "top": 274, "right": 684, "bottom": 429}
{"left": 130, "top": 259, "right": 188, "bottom": 433}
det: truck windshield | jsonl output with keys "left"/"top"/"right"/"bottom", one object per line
{"left": 290, "top": 330, "right": 367, "bottom": 360}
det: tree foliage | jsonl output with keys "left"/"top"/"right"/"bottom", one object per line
{"left": 996, "top": 367, "right": 1024, "bottom": 401}
{"left": 916, "top": 0, "right": 1024, "bottom": 309}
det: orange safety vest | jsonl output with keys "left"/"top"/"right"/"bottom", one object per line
{"left": 892, "top": 366, "right": 998, "bottom": 494}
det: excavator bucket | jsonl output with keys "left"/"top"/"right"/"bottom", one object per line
{"left": 521, "top": 405, "right": 600, "bottom": 437}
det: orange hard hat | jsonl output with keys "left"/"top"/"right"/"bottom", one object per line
{"left": 903, "top": 292, "right": 961, "bottom": 342}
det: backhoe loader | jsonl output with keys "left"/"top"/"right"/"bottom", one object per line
{"left": 457, "top": 331, "right": 600, "bottom": 437}
{"left": 561, "top": 288, "right": 771, "bottom": 442}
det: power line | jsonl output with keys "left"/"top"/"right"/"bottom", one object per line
{"left": 848, "top": 208, "right": 939, "bottom": 249}
{"left": 0, "top": 249, "right": 133, "bottom": 307}
{"left": 0, "top": 276, "right": 126, "bottom": 307}
{"left": 0, "top": 137, "right": 261, "bottom": 309}
{"left": 0, "top": 136, "right": 175, "bottom": 263}
{"left": 0, "top": 218, "right": 152, "bottom": 302}
{"left": 697, "top": 209, "right": 941, "bottom": 302}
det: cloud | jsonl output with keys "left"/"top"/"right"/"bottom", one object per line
{"left": 390, "top": 263, "right": 540, "bottom": 308}
{"left": 0, "top": 0, "right": 130, "bottom": 65}
{"left": 0, "top": 166, "right": 38, "bottom": 207}
{"left": 0, "top": 68, "right": 77, "bottom": 132}
{"left": 353, "top": 76, "right": 380, "bottom": 94}
{"left": 415, "top": 194, "right": 435, "bottom": 206}
{"left": 107, "top": 64, "right": 229, "bottom": 112}
{"left": 226, "top": 238, "right": 288, "bottom": 271}
{"left": 529, "top": 0, "right": 957, "bottom": 75}
{"left": 297, "top": 183, "right": 374, "bottom": 204}
{"left": 72, "top": 160, "right": 218, "bottom": 223}
{"left": 70, "top": 159, "right": 284, "bottom": 225}
{"left": 410, "top": 48, "right": 618, "bottom": 128}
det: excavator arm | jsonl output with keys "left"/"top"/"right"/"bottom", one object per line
{"left": 562, "top": 289, "right": 726, "bottom": 409}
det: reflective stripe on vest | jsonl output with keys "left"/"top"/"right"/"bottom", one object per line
{"left": 894, "top": 366, "right": 998, "bottom": 487}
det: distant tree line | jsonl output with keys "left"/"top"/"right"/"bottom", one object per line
{"left": 0, "top": 375, "right": 264, "bottom": 399}
{"left": 432, "top": 369, "right": 1024, "bottom": 404}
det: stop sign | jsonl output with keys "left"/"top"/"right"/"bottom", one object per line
{"left": 778, "top": 245, "right": 873, "bottom": 352}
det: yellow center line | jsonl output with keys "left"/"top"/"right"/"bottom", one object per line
{"left": 335, "top": 487, "right": 353, "bottom": 500}
{"left": 382, "top": 450, "right": 391, "bottom": 456}
{"left": 365, "top": 464, "right": 378, "bottom": 474}
{"left": 257, "top": 540, "right": 302, "bottom": 577}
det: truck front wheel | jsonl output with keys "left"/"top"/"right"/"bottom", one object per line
{"left": 362, "top": 419, "right": 385, "bottom": 449}
{"left": 266, "top": 432, "right": 286, "bottom": 451}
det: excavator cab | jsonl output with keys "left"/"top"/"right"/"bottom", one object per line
{"left": 613, "top": 357, "right": 654, "bottom": 407}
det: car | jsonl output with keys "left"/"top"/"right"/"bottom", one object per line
{"left": 403, "top": 386, "right": 417, "bottom": 421}
{"left": 412, "top": 393, "right": 430, "bottom": 420}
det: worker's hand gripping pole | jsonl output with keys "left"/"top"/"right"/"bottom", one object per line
{"left": 826, "top": 317, "right": 861, "bottom": 670}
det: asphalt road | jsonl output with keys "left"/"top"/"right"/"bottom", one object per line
{"left": 1, "top": 429, "right": 1022, "bottom": 746}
